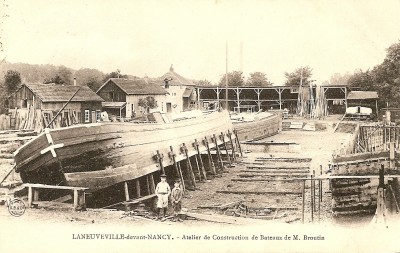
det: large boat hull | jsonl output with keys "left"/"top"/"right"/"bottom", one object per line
{"left": 14, "top": 111, "right": 235, "bottom": 191}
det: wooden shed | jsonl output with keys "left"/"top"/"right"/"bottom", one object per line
{"left": 9, "top": 84, "right": 104, "bottom": 130}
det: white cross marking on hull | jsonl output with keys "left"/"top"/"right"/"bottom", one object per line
{"left": 41, "top": 128, "right": 64, "bottom": 157}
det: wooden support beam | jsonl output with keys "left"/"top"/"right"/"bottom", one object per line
{"left": 73, "top": 189, "right": 78, "bottom": 210}
{"left": 33, "top": 189, "right": 39, "bottom": 202}
{"left": 182, "top": 143, "right": 196, "bottom": 188}
{"left": 124, "top": 182, "right": 130, "bottom": 201}
{"left": 149, "top": 174, "right": 155, "bottom": 194}
{"left": 203, "top": 137, "right": 217, "bottom": 175}
{"left": 233, "top": 129, "right": 243, "bottom": 157}
{"left": 146, "top": 176, "right": 151, "bottom": 195}
{"left": 227, "top": 130, "right": 237, "bottom": 162}
{"left": 220, "top": 132, "right": 232, "bottom": 166}
{"left": 169, "top": 146, "right": 186, "bottom": 192}
{"left": 194, "top": 139, "right": 207, "bottom": 181}
{"left": 156, "top": 150, "right": 165, "bottom": 174}
{"left": 28, "top": 186, "right": 33, "bottom": 207}
{"left": 193, "top": 154, "right": 201, "bottom": 180}
{"left": 212, "top": 134, "right": 224, "bottom": 171}
{"left": 135, "top": 179, "right": 141, "bottom": 198}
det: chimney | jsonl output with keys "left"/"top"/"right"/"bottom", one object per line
{"left": 73, "top": 77, "right": 77, "bottom": 86}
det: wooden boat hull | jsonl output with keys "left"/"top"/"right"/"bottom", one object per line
{"left": 233, "top": 113, "right": 281, "bottom": 141}
{"left": 14, "top": 111, "right": 235, "bottom": 191}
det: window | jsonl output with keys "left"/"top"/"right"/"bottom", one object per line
{"left": 21, "top": 99, "right": 28, "bottom": 108}
{"left": 84, "top": 110, "right": 90, "bottom": 123}
{"left": 96, "top": 110, "right": 101, "bottom": 122}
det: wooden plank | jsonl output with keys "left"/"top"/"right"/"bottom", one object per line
{"left": 124, "top": 194, "right": 157, "bottom": 205}
{"left": 124, "top": 182, "right": 130, "bottom": 201}
{"left": 23, "top": 183, "right": 88, "bottom": 190}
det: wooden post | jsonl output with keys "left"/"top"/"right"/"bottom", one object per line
{"left": 233, "top": 129, "right": 243, "bottom": 157}
{"left": 79, "top": 191, "right": 86, "bottom": 210}
{"left": 220, "top": 132, "right": 232, "bottom": 166}
{"left": 192, "top": 154, "right": 201, "bottom": 180}
{"left": 318, "top": 179, "right": 321, "bottom": 222}
{"left": 313, "top": 170, "right": 316, "bottom": 212}
{"left": 28, "top": 186, "right": 33, "bottom": 207}
{"left": 156, "top": 150, "right": 165, "bottom": 174}
{"left": 73, "top": 189, "right": 78, "bottom": 210}
{"left": 146, "top": 176, "right": 151, "bottom": 195}
{"left": 227, "top": 130, "right": 237, "bottom": 162}
{"left": 311, "top": 174, "right": 314, "bottom": 223}
{"left": 124, "top": 182, "right": 130, "bottom": 201}
{"left": 149, "top": 174, "right": 156, "bottom": 194}
{"left": 194, "top": 139, "right": 207, "bottom": 181}
{"left": 135, "top": 179, "right": 141, "bottom": 198}
{"left": 169, "top": 146, "right": 186, "bottom": 192}
{"left": 33, "top": 189, "right": 39, "bottom": 202}
{"left": 182, "top": 143, "right": 197, "bottom": 188}
{"left": 212, "top": 134, "right": 224, "bottom": 171}
{"left": 302, "top": 179, "right": 305, "bottom": 224}
{"left": 204, "top": 137, "right": 217, "bottom": 175}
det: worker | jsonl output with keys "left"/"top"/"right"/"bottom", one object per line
{"left": 155, "top": 173, "right": 171, "bottom": 220}
{"left": 170, "top": 179, "right": 183, "bottom": 222}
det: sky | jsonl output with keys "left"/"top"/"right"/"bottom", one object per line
{"left": 1, "top": 0, "right": 400, "bottom": 84}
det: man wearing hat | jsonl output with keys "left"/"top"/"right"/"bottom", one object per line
{"left": 170, "top": 179, "right": 183, "bottom": 222}
{"left": 155, "top": 173, "right": 171, "bottom": 219}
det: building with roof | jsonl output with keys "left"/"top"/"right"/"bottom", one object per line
{"left": 10, "top": 83, "right": 104, "bottom": 128}
{"left": 96, "top": 78, "right": 168, "bottom": 118}
{"left": 156, "top": 65, "right": 197, "bottom": 113}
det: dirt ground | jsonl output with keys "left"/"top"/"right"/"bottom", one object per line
{"left": 2, "top": 117, "right": 400, "bottom": 253}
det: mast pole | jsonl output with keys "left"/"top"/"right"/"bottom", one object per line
{"left": 225, "top": 41, "right": 228, "bottom": 111}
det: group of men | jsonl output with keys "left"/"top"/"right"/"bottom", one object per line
{"left": 155, "top": 174, "right": 183, "bottom": 222}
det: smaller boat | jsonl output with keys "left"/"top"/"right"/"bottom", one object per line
{"left": 231, "top": 110, "right": 282, "bottom": 141}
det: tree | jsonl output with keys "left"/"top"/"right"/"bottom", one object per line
{"left": 102, "top": 69, "right": 128, "bottom": 82}
{"left": 43, "top": 65, "right": 73, "bottom": 85}
{"left": 74, "top": 68, "right": 105, "bottom": 91}
{"left": 218, "top": 71, "right": 245, "bottom": 87}
{"left": 4, "top": 70, "right": 21, "bottom": 94}
{"left": 246, "top": 72, "right": 273, "bottom": 87}
{"left": 194, "top": 79, "right": 214, "bottom": 86}
{"left": 324, "top": 72, "right": 352, "bottom": 86}
{"left": 284, "top": 66, "right": 313, "bottom": 86}
{"left": 347, "top": 69, "right": 374, "bottom": 89}
{"left": 138, "top": 96, "right": 157, "bottom": 114}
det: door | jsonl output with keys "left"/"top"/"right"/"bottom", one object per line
{"left": 166, "top": 103, "right": 172, "bottom": 113}
{"left": 91, "top": 111, "right": 96, "bottom": 123}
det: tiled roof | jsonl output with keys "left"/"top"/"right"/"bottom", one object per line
{"left": 99, "top": 78, "right": 168, "bottom": 95}
{"left": 157, "top": 66, "right": 195, "bottom": 86}
{"left": 24, "top": 84, "right": 104, "bottom": 102}
{"left": 347, "top": 91, "right": 378, "bottom": 100}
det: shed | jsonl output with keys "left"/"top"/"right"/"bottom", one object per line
{"left": 96, "top": 78, "right": 168, "bottom": 118}
{"left": 10, "top": 84, "right": 104, "bottom": 130}
{"left": 347, "top": 91, "right": 379, "bottom": 117}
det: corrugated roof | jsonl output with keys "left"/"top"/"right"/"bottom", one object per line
{"left": 347, "top": 91, "right": 378, "bottom": 100}
{"left": 100, "top": 78, "right": 168, "bottom": 95}
{"left": 157, "top": 66, "right": 195, "bottom": 86}
{"left": 25, "top": 84, "right": 104, "bottom": 102}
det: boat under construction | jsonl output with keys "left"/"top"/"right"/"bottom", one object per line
{"left": 13, "top": 110, "right": 238, "bottom": 206}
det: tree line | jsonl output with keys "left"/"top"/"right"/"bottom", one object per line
{"left": 195, "top": 67, "right": 313, "bottom": 87}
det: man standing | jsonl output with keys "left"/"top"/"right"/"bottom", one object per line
{"left": 155, "top": 174, "right": 171, "bottom": 219}
{"left": 170, "top": 179, "right": 183, "bottom": 222}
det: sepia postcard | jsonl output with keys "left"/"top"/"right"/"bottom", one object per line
{"left": 1, "top": 1, "right": 400, "bottom": 252}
